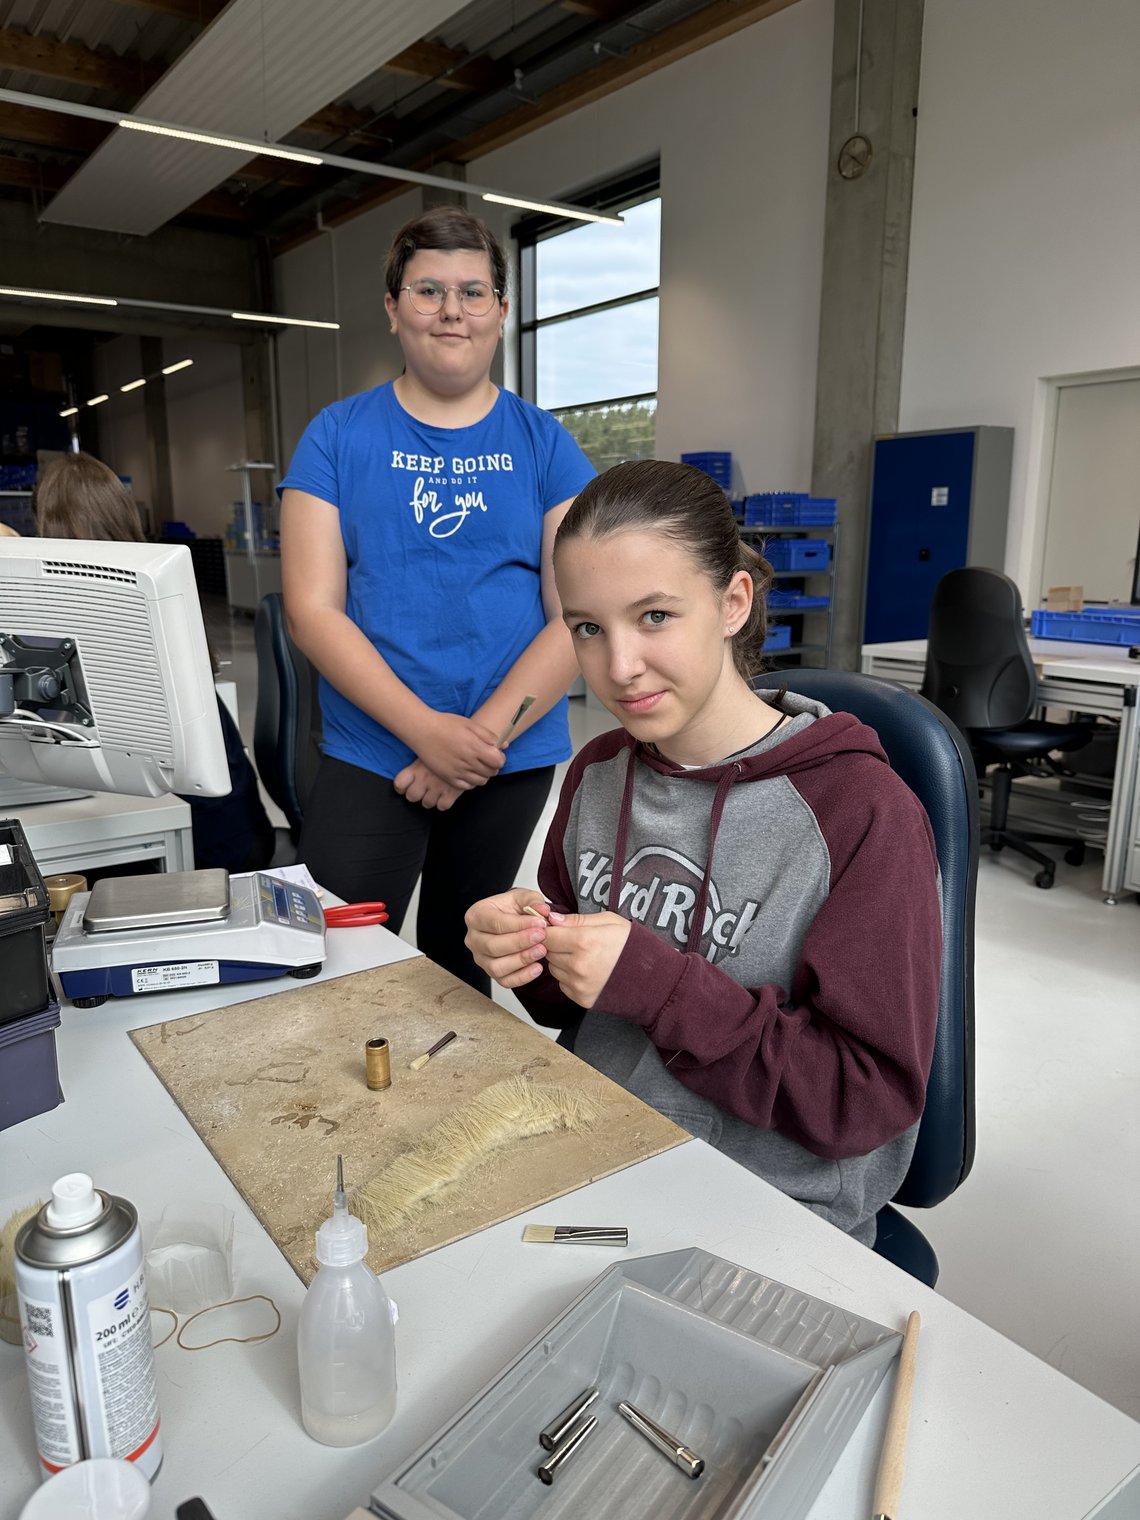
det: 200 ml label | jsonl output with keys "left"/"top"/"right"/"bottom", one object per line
{"left": 131, "top": 960, "right": 220, "bottom": 993}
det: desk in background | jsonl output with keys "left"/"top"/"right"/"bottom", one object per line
{"left": 861, "top": 639, "right": 1140, "bottom": 903}
{"left": 12, "top": 791, "right": 194, "bottom": 877}
{"left": 1, "top": 927, "right": 1138, "bottom": 1520}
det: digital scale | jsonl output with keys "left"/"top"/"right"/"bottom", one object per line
{"left": 52, "top": 869, "right": 326, "bottom": 1007}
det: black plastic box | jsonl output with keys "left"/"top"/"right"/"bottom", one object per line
{"left": 0, "top": 817, "right": 52, "bottom": 1027}
{"left": 0, "top": 994, "right": 63, "bottom": 1131}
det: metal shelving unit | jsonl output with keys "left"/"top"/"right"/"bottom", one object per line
{"left": 742, "top": 522, "right": 839, "bottom": 668}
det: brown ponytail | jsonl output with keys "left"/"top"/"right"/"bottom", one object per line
{"left": 555, "top": 459, "right": 776, "bottom": 678}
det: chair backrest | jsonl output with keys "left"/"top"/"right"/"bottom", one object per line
{"left": 253, "top": 592, "right": 322, "bottom": 839}
{"left": 921, "top": 566, "right": 1037, "bottom": 730}
{"left": 753, "top": 669, "right": 978, "bottom": 1208}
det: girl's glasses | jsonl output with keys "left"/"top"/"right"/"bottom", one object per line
{"left": 401, "top": 280, "right": 500, "bottom": 316}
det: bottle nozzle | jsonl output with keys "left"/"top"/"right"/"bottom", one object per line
{"left": 315, "top": 1153, "right": 367, "bottom": 1267}
{"left": 334, "top": 1153, "right": 347, "bottom": 1214}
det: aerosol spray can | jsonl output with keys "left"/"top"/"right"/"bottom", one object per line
{"left": 15, "top": 1174, "right": 163, "bottom": 1484}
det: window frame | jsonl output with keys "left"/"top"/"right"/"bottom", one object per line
{"left": 514, "top": 161, "right": 661, "bottom": 414}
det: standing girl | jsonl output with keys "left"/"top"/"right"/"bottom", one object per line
{"left": 464, "top": 459, "right": 941, "bottom": 1244}
{"left": 280, "top": 207, "right": 594, "bottom": 990}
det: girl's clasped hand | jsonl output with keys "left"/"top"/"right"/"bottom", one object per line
{"left": 464, "top": 891, "right": 629, "bottom": 1009}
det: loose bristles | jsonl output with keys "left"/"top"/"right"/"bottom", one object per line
{"left": 521, "top": 1224, "right": 558, "bottom": 1243}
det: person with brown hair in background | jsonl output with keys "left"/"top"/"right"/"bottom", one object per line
{"left": 33, "top": 451, "right": 275, "bottom": 875}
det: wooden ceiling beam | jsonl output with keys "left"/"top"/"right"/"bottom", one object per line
{"left": 385, "top": 38, "right": 504, "bottom": 93}
{"left": 0, "top": 101, "right": 109, "bottom": 153}
{"left": 0, "top": 28, "right": 164, "bottom": 95}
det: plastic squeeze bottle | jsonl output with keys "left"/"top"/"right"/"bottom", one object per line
{"left": 297, "top": 1155, "right": 397, "bottom": 1446}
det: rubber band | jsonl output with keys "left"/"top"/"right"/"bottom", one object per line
{"left": 175, "top": 1294, "right": 282, "bottom": 1351}
{"left": 150, "top": 1306, "right": 179, "bottom": 1348}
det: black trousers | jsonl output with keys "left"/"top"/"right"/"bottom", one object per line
{"left": 298, "top": 755, "right": 555, "bottom": 994}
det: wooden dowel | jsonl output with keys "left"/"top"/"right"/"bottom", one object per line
{"left": 872, "top": 1310, "right": 921, "bottom": 1520}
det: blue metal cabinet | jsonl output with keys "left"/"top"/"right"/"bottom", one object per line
{"left": 863, "top": 427, "right": 1012, "bottom": 644}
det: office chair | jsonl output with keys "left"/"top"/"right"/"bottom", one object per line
{"left": 920, "top": 567, "right": 1093, "bottom": 889}
{"left": 753, "top": 669, "right": 978, "bottom": 1286}
{"left": 253, "top": 592, "right": 322, "bottom": 843}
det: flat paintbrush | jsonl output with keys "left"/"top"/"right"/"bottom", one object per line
{"left": 522, "top": 1224, "right": 627, "bottom": 1246}
{"left": 497, "top": 695, "right": 537, "bottom": 748}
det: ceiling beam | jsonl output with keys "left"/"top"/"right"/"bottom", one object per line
{"left": 0, "top": 150, "right": 253, "bottom": 222}
{"left": 0, "top": 28, "right": 164, "bottom": 95}
{"left": 277, "top": 0, "right": 801, "bottom": 248}
{"left": 452, "top": 0, "right": 803, "bottom": 161}
{"left": 385, "top": 38, "right": 505, "bottom": 93}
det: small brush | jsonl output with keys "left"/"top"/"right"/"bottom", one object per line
{"left": 408, "top": 1030, "right": 458, "bottom": 1072}
{"left": 521, "top": 1224, "right": 627, "bottom": 1246}
{"left": 496, "top": 694, "right": 537, "bottom": 748}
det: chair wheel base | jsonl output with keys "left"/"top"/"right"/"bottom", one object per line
{"left": 1034, "top": 869, "right": 1054, "bottom": 889}
{"left": 1064, "top": 844, "right": 1086, "bottom": 866}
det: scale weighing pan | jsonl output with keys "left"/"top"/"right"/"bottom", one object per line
{"left": 83, "top": 868, "right": 230, "bottom": 933}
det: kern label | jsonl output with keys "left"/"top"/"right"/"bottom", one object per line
{"left": 131, "top": 960, "right": 220, "bottom": 992}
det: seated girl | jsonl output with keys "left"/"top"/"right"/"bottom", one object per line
{"left": 464, "top": 459, "right": 941, "bottom": 1245}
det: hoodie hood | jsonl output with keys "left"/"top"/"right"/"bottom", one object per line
{"left": 607, "top": 692, "right": 891, "bottom": 954}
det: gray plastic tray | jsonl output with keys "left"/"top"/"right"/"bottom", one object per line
{"left": 370, "top": 1248, "right": 901, "bottom": 1520}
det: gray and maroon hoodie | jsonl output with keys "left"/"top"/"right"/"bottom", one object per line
{"left": 516, "top": 691, "right": 942, "bottom": 1244}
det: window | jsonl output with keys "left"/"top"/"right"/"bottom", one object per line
{"left": 515, "top": 166, "right": 660, "bottom": 472}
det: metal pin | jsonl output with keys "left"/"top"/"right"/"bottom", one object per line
{"left": 536, "top": 1414, "right": 597, "bottom": 1484}
{"left": 617, "top": 1400, "right": 704, "bottom": 1479}
{"left": 539, "top": 1387, "right": 600, "bottom": 1451}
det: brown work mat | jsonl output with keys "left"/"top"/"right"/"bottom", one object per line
{"left": 130, "top": 958, "right": 686, "bottom": 1283}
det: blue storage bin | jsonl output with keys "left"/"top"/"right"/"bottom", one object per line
{"left": 0, "top": 995, "right": 62, "bottom": 1132}
{"left": 1030, "top": 608, "right": 1140, "bottom": 646}
{"left": 762, "top": 624, "right": 792, "bottom": 652}
{"left": 764, "top": 538, "right": 831, "bottom": 571}
{"left": 768, "top": 591, "right": 831, "bottom": 610}
{"left": 681, "top": 452, "right": 733, "bottom": 489}
{"left": 746, "top": 494, "right": 838, "bottom": 527}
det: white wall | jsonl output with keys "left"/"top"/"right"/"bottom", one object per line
{"left": 899, "top": 0, "right": 1140, "bottom": 590}
{"left": 162, "top": 337, "right": 248, "bottom": 539}
{"left": 272, "top": 0, "right": 834, "bottom": 494}
{"left": 90, "top": 334, "right": 249, "bottom": 537}
{"left": 91, "top": 336, "right": 151, "bottom": 524}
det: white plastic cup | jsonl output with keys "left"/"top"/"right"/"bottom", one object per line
{"left": 18, "top": 1458, "right": 151, "bottom": 1519}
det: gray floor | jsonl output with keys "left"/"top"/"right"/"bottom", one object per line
{"left": 210, "top": 601, "right": 1140, "bottom": 1421}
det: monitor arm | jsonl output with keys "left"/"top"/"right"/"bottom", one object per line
{"left": 0, "top": 634, "right": 93, "bottom": 728}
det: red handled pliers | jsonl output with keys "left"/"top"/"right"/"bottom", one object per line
{"left": 323, "top": 901, "right": 389, "bottom": 927}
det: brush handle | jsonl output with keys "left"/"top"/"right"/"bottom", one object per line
{"left": 872, "top": 1310, "right": 921, "bottom": 1520}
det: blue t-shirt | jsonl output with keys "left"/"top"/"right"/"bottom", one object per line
{"left": 278, "top": 383, "right": 595, "bottom": 780}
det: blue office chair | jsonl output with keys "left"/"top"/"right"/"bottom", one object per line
{"left": 753, "top": 669, "right": 978, "bottom": 1285}
{"left": 253, "top": 593, "right": 322, "bottom": 843}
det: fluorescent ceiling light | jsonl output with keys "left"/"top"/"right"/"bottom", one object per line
{"left": 121, "top": 378, "right": 147, "bottom": 392}
{"left": 0, "top": 88, "right": 622, "bottom": 231}
{"left": 231, "top": 311, "right": 340, "bottom": 330}
{"left": 59, "top": 406, "right": 79, "bottom": 417}
{"left": 161, "top": 359, "right": 194, "bottom": 375}
{"left": 117, "top": 118, "right": 322, "bottom": 166}
{"left": 481, "top": 193, "right": 624, "bottom": 227}
{"left": 0, "top": 285, "right": 117, "bottom": 307}
{"left": 86, "top": 395, "right": 109, "bottom": 407}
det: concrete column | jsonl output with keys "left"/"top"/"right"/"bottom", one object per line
{"left": 811, "top": 0, "right": 923, "bottom": 668}
{"left": 140, "top": 336, "right": 173, "bottom": 529}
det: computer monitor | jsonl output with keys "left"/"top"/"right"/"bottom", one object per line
{"left": 0, "top": 538, "right": 229, "bottom": 797}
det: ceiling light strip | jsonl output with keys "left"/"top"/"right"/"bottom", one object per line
{"left": 0, "top": 86, "right": 624, "bottom": 229}
{"left": 231, "top": 311, "right": 339, "bottom": 330}
{"left": 0, "top": 285, "right": 117, "bottom": 307}
{"left": 161, "top": 359, "right": 194, "bottom": 375}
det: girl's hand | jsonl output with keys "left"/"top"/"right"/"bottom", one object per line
{"left": 464, "top": 890, "right": 552, "bottom": 989}
{"left": 393, "top": 759, "right": 463, "bottom": 811}
{"left": 416, "top": 712, "right": 505, "bottom": 791}
{"left": 543, "top": 911, "right": 631, "bottom": 1009}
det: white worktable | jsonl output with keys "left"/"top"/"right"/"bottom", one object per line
{"left": 861, "top": 638, "right": 1140, "bottom": 902}
{"left": 2, "top": 930, "right": 1138, "bottom": 1520}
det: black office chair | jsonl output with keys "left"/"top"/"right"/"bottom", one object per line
{"left": 920, "top": 567, "right": 1093, "bottom": 889}
{"left": 253, "top": 592, "right": 322, "bottom": 844}
{"left": 753, "top": 669, "right": 978, "bottom": 1285}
